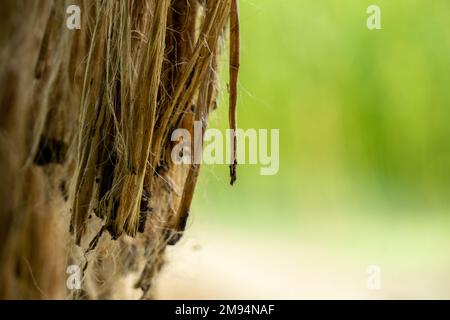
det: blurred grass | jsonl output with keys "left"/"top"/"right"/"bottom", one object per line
{"left": 190, "top": 0, "right": 450, "bottom": 244}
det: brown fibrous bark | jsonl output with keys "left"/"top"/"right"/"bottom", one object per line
{"left": 0, "top": 0, "right": 239, "bottom": 299}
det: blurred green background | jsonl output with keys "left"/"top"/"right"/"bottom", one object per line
{"left": 158, "top": 0, "right": 450, "bottom": 299}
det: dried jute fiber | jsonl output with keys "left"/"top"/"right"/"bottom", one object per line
{"left": 0, "top": 0, "right": 239, "bottom": 299}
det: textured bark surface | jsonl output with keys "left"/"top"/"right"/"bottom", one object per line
{"left": 0, "top": 0, "right": 238, "bottom": 299}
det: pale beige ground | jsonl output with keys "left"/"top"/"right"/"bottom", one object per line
{"left": 153, "top": 221, "right": 450, "bottom": 300}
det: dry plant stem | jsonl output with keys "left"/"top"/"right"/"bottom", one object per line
{"left": 150, "top": 0, "right": 226, "bottom": 171}
{"left": 229, "top": 0, "right": 240, "bottom": 185}
{"left": 116, "top": 0, "right": 170, "bottom": 237}
{"left": 168, "top": 0, "right": 231, "bottom": 244}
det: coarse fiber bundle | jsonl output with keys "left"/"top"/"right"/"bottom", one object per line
{"left": 0, "top": 0, "right": 239, "bottom": 299}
